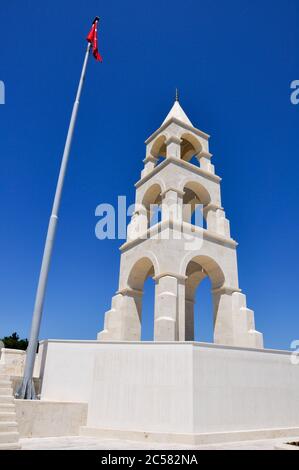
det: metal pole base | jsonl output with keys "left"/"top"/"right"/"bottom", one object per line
{"left": 15, "top": 378, "right": 36, "bottom": 400}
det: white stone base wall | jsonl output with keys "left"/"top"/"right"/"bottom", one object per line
{"left": 15, "top": 400, "right": 87, "bottom": 438}
{"left": 39, "top": 340, "right": 299, "bottom": 443}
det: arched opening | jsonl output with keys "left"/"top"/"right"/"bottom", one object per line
{"left": 127, "top": 257, "right": 156, "bottom": 341}
{"left": 185, "top": 256, "right": 225, "bottom": 342}
{"left": 180, "top": 134, "right": 202, "bottom": 167}
{"left": 141, "top": 277, "right": 155, "bottom": 340}
{"left": 182, "top": 181, "right": 210, "bottom": 229}
{"left": 142, "top": 183, "right": 162, "bottom": 228}
{"left": 194, "top": 277, "right": 213, "bottom": 342}
{"left": 151, "top": 135, "right": 166, "bottom": 166}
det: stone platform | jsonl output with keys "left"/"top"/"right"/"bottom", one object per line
{"left": 39, "top": 340, "right": 299, "bottom": 445}
{"left": 18, "top": 434, "right": 299, "bottom": 450}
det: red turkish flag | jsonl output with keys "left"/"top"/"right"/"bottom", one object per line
{"left": 86, "top": 18, "right": 103, "bottom": 62}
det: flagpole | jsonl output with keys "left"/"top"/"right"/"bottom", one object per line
{"left": 18, "top": 40, "right": 92, "bottom": 400}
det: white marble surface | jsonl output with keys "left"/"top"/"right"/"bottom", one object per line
{"left": 40, "top": 341, "right": 299, "bottom": 439}
{"left": 19, "top": 435, "right": 299, "bottom": 450}
{"left": 15, "top": 400, "right": 87, "bottom": 438}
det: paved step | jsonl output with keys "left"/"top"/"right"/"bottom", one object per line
{"left": 0, "top": 422, "right": 18, "bottom": 431}
{"left": 0, "top": 396, "right": 14, "bottom": 404}
{"left": 0, "top": 403, "right": 15, "bottom": 413}
{"left": 0, "top": 375, "right": 11, "bottom": 382}
{"left": 0, "top": 442, "right": 21, "bottom": 450}
{"left": 0, "top": 387, "right": 13, "bottom": 396}
{"left": 0, "top": 412, "right": 16, "bottom": 422}
{"left": 0, "top": 380, "right": 12, "bottom": 387}
{"left": 0, "top": 431, "right": 20, "bottom": 444}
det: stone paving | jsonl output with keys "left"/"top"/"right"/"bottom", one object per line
{"left": 19, "top": 435, "right": 299, "bottom": 450}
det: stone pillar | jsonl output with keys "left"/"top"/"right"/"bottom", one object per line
{"left": 213, "top": 289, "right": 236, "bottom": 345}
{"left": 98, "top": 289, "right": 143, "bottom": 341}
{"left": 119, "top": 289, "right": 143, "bottom": 340}
{"left": 205, "top": 205, "right": 217, "bottom": 232}
{"left": 205, "top": 205, "right": 231, "bottom": 238}
{"left": 199, "top": 151, "right": 215, "bottom": 173}
{"left": 161, "top": 188, "right": 184, "bottom": 224}
{"left": 154, "top": 274, "right": 178, "bottom": 341}
{"left": 127, "top": 206, "right": 148, "bottom": 241}
{"left": 212, "top": 288, "right": 264, "bottom": 348}
{"left": 185, "top": 298, "right": 195, "bottom": 341}
{"left": 177, "top": 277, "right": 186, "bottom": 341}
{"left": 165, "top": 136, "right": 181, "bottom": 160}
{"left": 231, "top": 292, "right": 264, "bottom": 348}
{"left": 98, "top": 293, "right": 123, "bottom": 341}
{"left": 141, "top": 155, "right": 158, "bottom": 179}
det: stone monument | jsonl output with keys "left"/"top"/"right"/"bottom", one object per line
{"left": 37, "top": 98, "right": 299, "bottom": 445}
{"left": 98, "top": 96, "right": 263, "bottom": 348}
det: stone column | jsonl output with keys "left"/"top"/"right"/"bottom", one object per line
{"left": 118, "top": 288, "right": 143, "bottom": 341}
{"left": 127, "top": 206, "right": 148, "bottom": 241}
{"left": 165, "top": 136, "right": 181, "bottom": 160}
{"left": 177, "top": 277, "right": 187, "bottom": 341}
{"left": 141, "top": 155, "right": 158, "bottom": 179}
{"left": 199, "top": 151, "right": 215, "bottom": 173}
{"left": 154, "top": 274, "right": 178, "bottom": 341}
{"left": 184, "top": 271, "right": 205, "bottom": 341}
{"left": 161, "top": 188, "right": 184, "bottom": 224}
{"left": 212, "top": 288, "right": 264, "bottom": 348}
{"left": 205, "top": 205, "right": 218, "bottom": 232}
{"left": 98, "top": 293, "right": 123, "bottom": 341}
{"left": 205, "top": 204, "right": 231, "bottom": 238}
{"left": 185, "top": 298, "right": 195, "bottom": 341}
{"left": 215, "top": 209, "right": 231, "bottom": 238}
{"left": 212, "top": 289, "right": 236, "bottom": 345}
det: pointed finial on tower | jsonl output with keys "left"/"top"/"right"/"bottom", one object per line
{"left": 161, "top": 91, "right": 193, "bottom": 127}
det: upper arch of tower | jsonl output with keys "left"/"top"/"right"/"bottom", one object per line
{"left": 145, "top": 99, "right": 210, "bottom": 146}
{"left": 144, "top": 99, "right": 212, "bottom": 172}
{"left": 150, "top": 134, "right": 167, "bottom": 159}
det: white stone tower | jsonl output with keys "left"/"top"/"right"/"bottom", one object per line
{"left": 98, "top": 98, "right": 263, "bottom": 348}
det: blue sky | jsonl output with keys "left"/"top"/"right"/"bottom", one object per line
{"left": 0, "top": 0, "right": 298, "bottom": 350}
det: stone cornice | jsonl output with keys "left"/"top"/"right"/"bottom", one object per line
{"left": 39, "top": 339, "right": 292, "bottom": 355}
{"left": 120, "top": 219, "right": 238, "bottom": 253}
{"left": 135, "top": 157, "right": 221, "bottom": 189}
{"left": 145, "top": 118, "right": 210, "bottom": 145}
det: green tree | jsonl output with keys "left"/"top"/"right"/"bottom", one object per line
{"left": 1, "top": 332, "right": 28, "bottom": 351}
